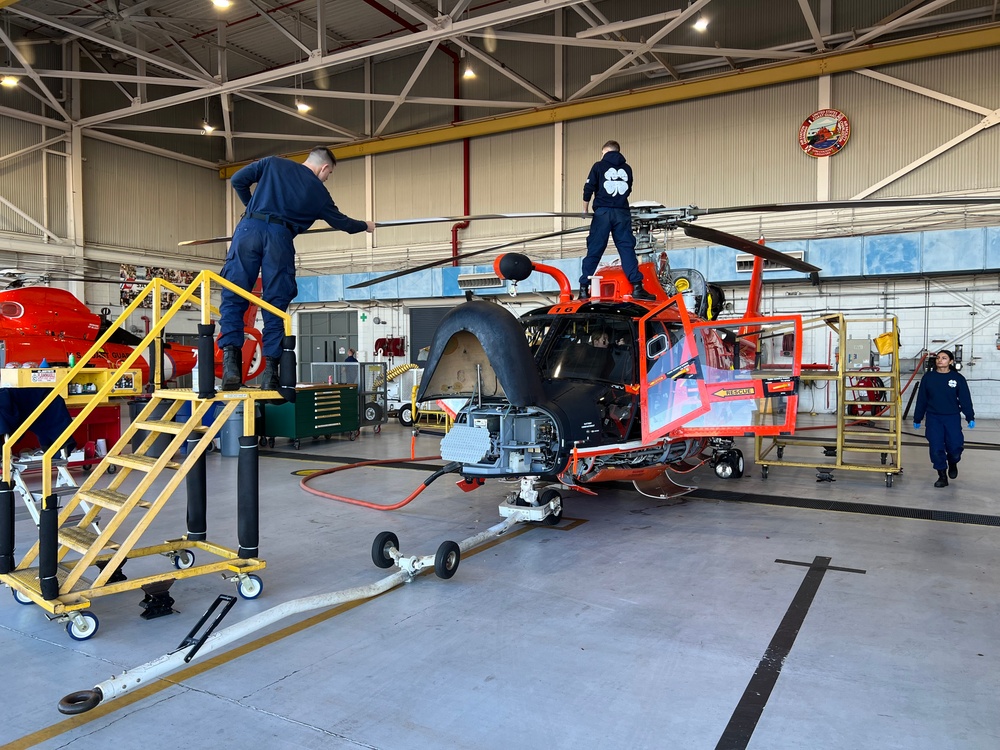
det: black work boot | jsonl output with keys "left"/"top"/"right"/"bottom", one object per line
{"left": 934, "top": 470, "right": 949, "bottom": 488}
{"left": 948, "top": 461, "right": 958, "bottom": 479}
{"left": 579, "top": 285, "right": 590, "bottom": 300}
{"left": 221, "top": 346, "right": 243, "bottom": 391}
{"left": 631, "top": 283, "right": 656, "bottom": 302}
{"left": 262, "top": 357, "right": 280, "bottom": 391}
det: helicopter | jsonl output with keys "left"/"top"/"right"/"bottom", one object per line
{"left": 345, "top": 196, "right": 1000, "bottom": 513}
{"left": 0, "top": 284, "right": 264, "bottom": 385}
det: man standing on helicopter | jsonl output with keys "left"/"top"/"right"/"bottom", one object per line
{"left": 580, "top": 140, "right": 655, "bottom": 302}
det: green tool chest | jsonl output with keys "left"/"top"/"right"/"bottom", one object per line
{"left": 261, "top": 384, "right": 359, "bottom": 448}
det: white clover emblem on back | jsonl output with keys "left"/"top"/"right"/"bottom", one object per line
{"left": 603, "top": 168, "right": 629, "bottom": 196}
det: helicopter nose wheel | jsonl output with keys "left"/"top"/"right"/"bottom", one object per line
{"left": 713, "top": 449, "right": 744, "bottom": 480}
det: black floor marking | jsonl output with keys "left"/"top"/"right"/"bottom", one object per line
{"left": 690, "top": 488, "right": 1000, "bottom": 527}
{"left": 716, "top": 556, "right": 865, "bottom": 750}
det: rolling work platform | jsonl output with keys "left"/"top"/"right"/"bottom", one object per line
{"left": 755, "top": 314, "right": 903, "bottom": 487}
{"left": 0, "top": 271, "right": 296, "bottom": 639}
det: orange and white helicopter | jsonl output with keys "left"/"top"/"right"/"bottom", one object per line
{"left": 348, "top": 197, "right": 998, "bottom": 520}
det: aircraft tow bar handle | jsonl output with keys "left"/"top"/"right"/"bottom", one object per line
{"left": 177, "top": 594, "right": 237, "bottom": 663}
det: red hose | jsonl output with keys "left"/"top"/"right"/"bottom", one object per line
{"left": 300, "top": 455, "right": 442, "bottom": 510}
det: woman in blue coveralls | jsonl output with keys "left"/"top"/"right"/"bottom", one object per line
{"left": 913, "top": 350, "right": 975, "bottom": 488}
{"left": 218, "top": 146, "right": 375, "bottom": 391}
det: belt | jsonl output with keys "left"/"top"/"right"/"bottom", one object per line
{"left": 247, "top": 212, "right": 294, "bottom": 231}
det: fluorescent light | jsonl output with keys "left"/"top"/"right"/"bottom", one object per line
{"left": 0, "top": 76, "right": 18, "bottom": 88}
{"left": 212, "top": 0, "right": 232, "bottom": 8}
{"left": 693, "top": 15, "right": 709, "bottom": 32}
{"left": 295, "top": 99, "right": 311, "bottom": 113}
{"left": 462, "top": 65, "right": 476, "bottom": 80}
{"left": 202, "top": 121, "right": 215, "bottom": 134}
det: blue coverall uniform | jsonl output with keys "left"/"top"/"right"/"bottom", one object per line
{"left": 218, "top": 156, "right": 368, "bottom": 359}
{"left": 580, "top": 150, "right": 643, "bottom": 290}
{"left": 913, "top": 368, "right": 975, "bottom": 471}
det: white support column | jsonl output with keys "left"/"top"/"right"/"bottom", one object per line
{"left": 816, "top": 75, "right": 831, "bottom": 202}
{"left": 365, "top": 57, "right": 374, "bottom": 256}
{"left": 553, "top": 9, "right": 564, "bottom": 246}
{"left": 67, "top": 125, "right": 85, "bottom": 300}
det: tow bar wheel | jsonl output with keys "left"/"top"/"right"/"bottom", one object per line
{"left": 372, "top": 531, "right": 400, "bottom": 569}
{"left": 66, "top": 612, "right": 100, "bottom": 641}
{"left": 434, "top": 541, "right": 461, "bottom": 579}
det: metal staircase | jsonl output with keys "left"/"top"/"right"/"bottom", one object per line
{"left": 1, "top": 271, "right": 293, "bottom": 639}
{"left": 755, "top": 314, "right": 903, "bottom": 486}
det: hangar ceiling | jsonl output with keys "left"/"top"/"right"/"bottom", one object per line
{"left": 2, "top": 0, "right": 999, "bottom": 164}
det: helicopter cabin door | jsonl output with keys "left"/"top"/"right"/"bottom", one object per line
{"left": 638, "top": 296, "right": 711, "bottom": 442}
{"left": 671, "top": 314, "right": 803, "bottom": 437}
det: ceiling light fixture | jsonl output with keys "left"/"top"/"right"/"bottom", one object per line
{"left": 295, "top": 99, "right": 311, "bottom": 113}
{"left": 693, "top": 15, "right": 709, "bottom": 32}
{"left": 462, "top": 65, "right": 476, "bottom": 80}
{"left": 202, "top": 121, "right": 215, "bottom": 134}
{"left": 0, "top": 75, "right": 18, "bottom": 88}
{"left": 211, "top": 0, "right": 232, "bottom": 8}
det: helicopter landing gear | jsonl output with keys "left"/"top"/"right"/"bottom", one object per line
{"left": 506, "top": 476, "right": 563, "bottom": 524}
{"left": 711, "top": 448, "right": 744, "bottom": 480}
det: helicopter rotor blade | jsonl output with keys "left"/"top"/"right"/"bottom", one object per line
{"left": 346, "top": 225, "right": 590, "bottom": 290}
{"left": 677, "top": 221, "right": 821, "bottom": 274}
{"left": 180, "top": 211, "right": 590, "bottom": 247}
{"left": 690, "top": 196, "right": 1000, "bottom": 218}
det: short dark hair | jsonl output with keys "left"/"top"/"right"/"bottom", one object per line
{"left": 308, "top": 146, "right": 336, "bottom": 169}
{"left": 602, "top": 140, "right": 621, "bottom": 151}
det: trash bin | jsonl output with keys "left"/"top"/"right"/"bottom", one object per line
{"left": 176, "top": 402, "right": 221, "bottom": 454}
{"left": 219, "top": 404, "right": 244, "bottom": 457}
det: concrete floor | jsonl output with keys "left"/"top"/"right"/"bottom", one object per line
{"left": 2, "top": 416, "right": 999, "bottom": 750}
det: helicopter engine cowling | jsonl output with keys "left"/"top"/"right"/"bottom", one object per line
{"left": 417, "top": 301, "right": 545, "bottom": 407}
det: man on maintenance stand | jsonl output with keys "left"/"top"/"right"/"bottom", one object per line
{"left": 579, "top": 140, "right": 655, "bottom": 302}
{"left": 218, "top": 146, "right": 374, "bottom": 391}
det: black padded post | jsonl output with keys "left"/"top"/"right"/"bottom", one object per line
{"left": 197, "top": 323, "right": 217, "bottom": 399}
{"left": 39, "top": 494, "right": 59, "bottom": 600}
{"left": 0, "top": 480, "right": 13, "bottom": 574}
{"left": 278, "top": 334, "right": 296, "bottom": 403}
{"left": 185, "top": 436, "right": 207, "bottom": 541}
{"left": 236, "top": 436, "right": 259, "bottom": 559}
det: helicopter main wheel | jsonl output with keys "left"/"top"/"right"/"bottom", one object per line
{"left": 237, "top": 574, "right": 263, "bottom": 600}
{"left": 398, "top": 405, "right": 416, "bottom": 426}
{"left": 434, "top": 541, "right": 461, "bottom": 579}
{"left": 66, "top": 612, "right": 100, "bottom": 641}
{"left": 714, "top": 450, "right": 744, "bottom": 480}
{"left": 372, "top": 531, "right": 399, "bottom": 569}
{"left": 538, "top": 489, "right": 563, "bottom": 525}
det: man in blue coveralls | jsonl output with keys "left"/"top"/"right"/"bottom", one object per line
{"left": 579, "top": 140, "right": 654, "bottom": 302}
{"left": 218, "top": 147, "right": 375, "bottom": 390}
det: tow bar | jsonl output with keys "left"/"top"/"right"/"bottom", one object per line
{"left": 58, "top": 499, "right": 560, "bottom": 715}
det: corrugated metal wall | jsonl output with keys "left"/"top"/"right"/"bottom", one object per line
{"left": 292, "top": 154, "right": 373, "bottom": 266}
{"left": 82, "top": 137, "right": 226, "bottom": 260}
{"left": 0, "top": 115, "right": 62, "bottom": 238}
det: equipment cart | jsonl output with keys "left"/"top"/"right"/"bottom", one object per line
{"left": 260, "top": 384, "right": 359, "bottom": 448}
{"left": 309, "top": 362, "right": 389, "bottom": 434}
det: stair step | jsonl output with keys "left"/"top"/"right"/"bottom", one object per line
{"left": 58, "top": 526, "right": 120, "bottom": 554}
{"left": 107, "top": 454, "right": 181, "bottom": 471}
{"left": 78, "top": 489, "right": 150, "bottom": 511}
{"left": 135, "top": 419, "right": 188, "bottom": 434}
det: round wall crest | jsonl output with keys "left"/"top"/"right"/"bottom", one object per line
{"left": 798, "top": 109, "right": 850, "bottom": 157}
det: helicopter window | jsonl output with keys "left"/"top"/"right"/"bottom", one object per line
{"left": 530, "top": 317, "right": 635, "bottom": 382}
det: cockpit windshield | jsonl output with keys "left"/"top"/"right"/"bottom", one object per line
{"left": 522, "top": 316, "right": 637, "bottom": 383}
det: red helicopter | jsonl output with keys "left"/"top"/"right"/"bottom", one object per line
{"left": 0, "top": 284, "right": 264, "bottom": 385}
{"left": 345, "top": 197, "right": 997, "bottom": 518}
